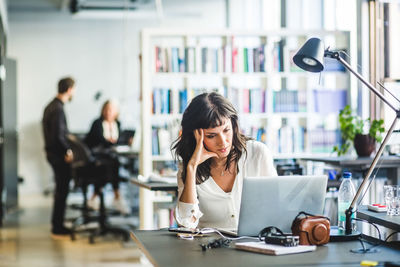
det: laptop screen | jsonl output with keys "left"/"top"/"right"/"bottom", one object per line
{"left": 237, "top": 175, "right": 328, "bottom": 236}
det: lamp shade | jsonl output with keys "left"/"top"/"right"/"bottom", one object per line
{"left": 293, "top": 38, "right": 325, "bottom": 72}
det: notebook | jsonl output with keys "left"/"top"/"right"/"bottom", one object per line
{"left": 220, "top": 175, "right": 328, "bottom": 237}
{"left": 235, "top": 241, "right": 316, "bottom": 255}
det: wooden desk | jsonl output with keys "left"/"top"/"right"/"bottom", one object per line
{"left": 131, "top": 229, "right": 400, "bottom": 267}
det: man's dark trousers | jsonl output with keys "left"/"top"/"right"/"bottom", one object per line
{"left": 48, "top": 157, "right": 71, "bottom": 232}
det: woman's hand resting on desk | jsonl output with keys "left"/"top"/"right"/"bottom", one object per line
{"left": 188, "top": 129, "right": 218, "bottom": 169}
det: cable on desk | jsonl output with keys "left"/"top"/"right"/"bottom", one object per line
{"left": 352, "top": 217, "right": 382, "bottom": 240}
{"left": 384, "top": 231, "right": 400, "bottom": 243}
{"left": 199, "top": 228, "right": 259, "bottom": 240}
{"left": 346, "top": 218, "right": 381, "bottom": 254}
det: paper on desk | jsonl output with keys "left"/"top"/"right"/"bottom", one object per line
{"left": 114, "top": 145, "right": 133, "bottom": 153}
{"left": 235, "top": 241, "right": 316, "bottom": 256}
{"left": 148, "top": 174, "right": 177, "bottom": 184}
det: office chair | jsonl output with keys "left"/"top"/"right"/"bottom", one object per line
{"left": 67, "top": 134, "right": 131, "bottom": 243}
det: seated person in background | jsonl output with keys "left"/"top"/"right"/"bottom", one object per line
{"left": 172, "top": 92, "right": 277, "bottom": 229}
{"left": 84, "top": 99, "right": 130, "bottom": 214}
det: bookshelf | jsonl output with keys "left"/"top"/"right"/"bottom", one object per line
{"left": 140, "top": 28, "right": 354, "bottom": 229}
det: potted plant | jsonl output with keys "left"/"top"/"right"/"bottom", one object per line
{"left": 333, "top": 105, "right": 385, "bottom": 157}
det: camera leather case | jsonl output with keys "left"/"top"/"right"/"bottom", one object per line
{"left": 291, "top": 213, "right": 330, "bottom": 246}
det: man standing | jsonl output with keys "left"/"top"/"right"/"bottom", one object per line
{"left": 42, "top": 77, "right": 75, "bottom": 236}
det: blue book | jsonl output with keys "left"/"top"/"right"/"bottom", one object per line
{"left": 171, "top": 47, "right": 179, "bottom": 72}
{"left": 179, "top": 89, "right": 188, "bottom": 113}
{"left": 152, "top": 128, "right": 160, "bottom": 155}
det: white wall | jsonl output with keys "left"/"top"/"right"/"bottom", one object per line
{"left": 8, "top": 0, "right": 226, "bottom": 194}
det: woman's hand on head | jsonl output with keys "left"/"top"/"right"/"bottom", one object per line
{"left": 188, "top": 129, "right": 218, "bottom": 167}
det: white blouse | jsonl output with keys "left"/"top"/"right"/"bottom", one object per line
{"left": 175, "top": 140, "right": 277, "bottom": 229}
{"left": 102, "top": 121, "right": 119, "bottom": 142}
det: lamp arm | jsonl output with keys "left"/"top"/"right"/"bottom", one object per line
{"left": 343, "top": 111, "right": 399, "bottom": 234}
{"left": 325, "top": 51, "right": 398, "bottom": 113}
{"left": 350, "top": 116, "right": 399, "bottom": 210}
{"left": 325, "top": 50, "right": 400, "bottom": 235}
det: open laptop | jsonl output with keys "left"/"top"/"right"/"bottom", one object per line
{"left": 220, "top": 175, "right": 328, "bottom": 237}
{"left": 118, "top": 130, "right": 136, "bottom": 145}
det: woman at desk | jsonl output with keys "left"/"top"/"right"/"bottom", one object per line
{"left": 84, "top": 99, "right": 130, "bottom": 214}
{"left": 172, "top": 92, "right": 277, "bottom": 229}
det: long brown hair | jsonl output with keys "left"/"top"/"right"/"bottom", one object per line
{"left": 172, "top": 92, "right": 249, "bottom": 184}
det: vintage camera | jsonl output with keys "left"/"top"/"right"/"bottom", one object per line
{"left": 291, "top": 212, "right": 330, "bottom": 246}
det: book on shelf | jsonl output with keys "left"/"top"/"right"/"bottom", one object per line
{"left": 247, "top": 47, "right": 254, "bottom": 73}
{"left": 249, "top": 88, "right": 266, "bottom": 113}
{"left": 313, "top": 89, "right": 347, "bottom": 114}
{"left": 157, "top": 128, "right": 171, "bottom": 156}
{"left": 171, "top": 47, "right": 179, "bottom": 72}
{"left": 151, "top": 127, "right": 160, "bottom": 155}
{"left": 272, "top": 40, "right": 285, "bottom": 72}
{"left": 155, "top": 46, "right": 162, "bottom": 72}
{"left": 152, "top": 88, "right": 171, "bottom": 114}
{"left": 243, "top": 48, "right": 249, "bottom": 73}
{"left": 154, "top": 206, "right": 178, "bottom": 229}
{"left": 179, "top": 89, "right": 188, "bottom": 113}
{"left": 242, "top": 88, "right": 250, "bottom": 113}
{"left": 232, "top": 46, "right": 238, "bottom": 72}
{"left": 278, "top": 124, "right": 294, "bottom": 154}
{"left": 223, "top": 45, "right": 232, "bottom": 73}
{"left": 273, "top": 90, "right": 300, "bottom": 113}
{"left": 155, "top": 43, "right": 274, "bottom": 73}
{"left": 309, "top": 128, "right": 340, "bottom": 153}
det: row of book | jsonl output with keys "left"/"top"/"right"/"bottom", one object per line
{"left": 154, "top": 42, "right": 284, "bottom": 73}
{"left": 152, "top": 87, "right": 219, "bottom": 114}
{"left": 153, "top": 87, "right": 315, "bottom": 115}
{"left": 152, "top": 126, "right": 172, "bottom": 156}
{"left": 154, "top": 44, "right": 347, "bottom": 74}
{"left": 242, "top": 125, "right": 305, "bottom": 154}
{"left": 309, "top": 128, "right": 341, "bottom": 153}
{"left": 155, "top": 207, "right": 178, "bottom": 229}
{"left": 242, "top": 125, "right": 341, "bottom": 154}
{"left": 151, "top": 123, "right": 340, "bottom": 156}
{"left": 273, "top": 90, "right": 307, "bottom": 113}
{"left": 227, "top": 88, "right": 266, "bottom": 114}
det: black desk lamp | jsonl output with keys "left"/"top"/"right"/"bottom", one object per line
{"left": 293, "top": 37, "right": 400, "bottom": 241}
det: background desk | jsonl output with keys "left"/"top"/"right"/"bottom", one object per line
{"left": 300, "top": 156, "right": 400, "bottom": 184}
{"left": 131, "top": 229, "right": 400, "bottom": 267}
{"left": 129, "top": 178, "right": 177, "bottom": 192}
{"left": 357, "top": 206, "right": 400, "bottom": 232}
{"left": 130, "top": 178, "right": 177, "bottom": 229}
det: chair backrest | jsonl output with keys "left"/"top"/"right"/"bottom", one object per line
{"left": 67, "top": 134, "right": 94, "bottom": 168}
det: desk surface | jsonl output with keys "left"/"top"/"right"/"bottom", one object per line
{"left": 357, "top": 206, "right": 400, "bottom": 232}
{"left": 131, "top": 230, "right": 400, "bottom": 267}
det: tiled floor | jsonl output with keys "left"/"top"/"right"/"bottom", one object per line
{"left": 0, "top": 194, "right": 152, "bottom": 267}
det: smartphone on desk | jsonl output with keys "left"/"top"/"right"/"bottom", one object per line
{"left": 168, "top": 227, "right": 214, "bottom": 234}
